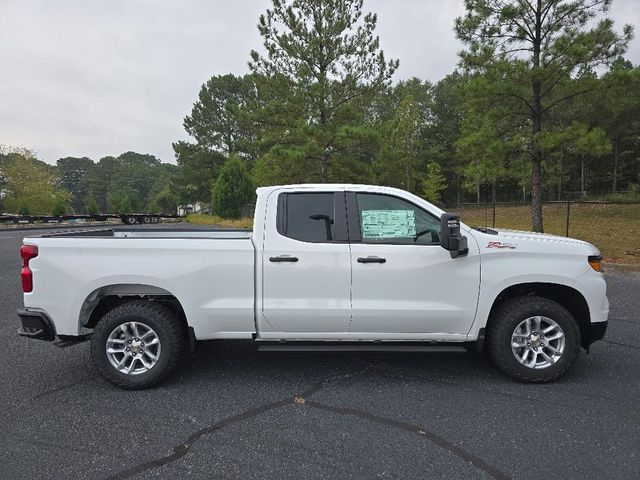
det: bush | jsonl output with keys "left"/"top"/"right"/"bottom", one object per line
{"left": 18, "top": 203, "right": 30, "bottom": 216}
{"left": 212, "top": 156, "right": 254, "bottom": 218}
{"left": 52, "top": 199, "right": 69, "bottom": 216}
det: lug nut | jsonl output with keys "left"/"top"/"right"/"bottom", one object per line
{"left": 126, "top": 347, "right": 130, "bottom": 351}
{"left": 128, "top": 340, "right": 132, "bottom": 344}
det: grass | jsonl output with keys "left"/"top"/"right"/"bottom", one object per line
{"left": 186, "top": 213, "right": 253, "bottom": 229}
{"left": 453, "top": 203, "right": 640, "bottom": 264}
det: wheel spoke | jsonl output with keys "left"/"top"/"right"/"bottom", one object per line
{"left": 527, "top": 351, "right": 539, "bottom": 368}
{"left": 546, "top": 344, "right": 561, "bottom": 356}
{"left": 545, "top": 332, "right": 564, "bottom": 341}
{"left": 131, "top": 323, "right": 140, "bottom": 339}
{"left": 520, "top": 349, "right": 529, "bottom": 362}
{"left": 140, "top": 330, "right": 155, "bottom": 341}
{"left": 109, "top": 338, "right": 126, "bottom": 344}
{"left": 120, "top": 323, "right": 132, "bottom": 338}
{"left": 543, "top": 324, "right": 556, "bottom": 334}
{"left": 127, "top": 358, "right": 137, "bottom": 374}
{"left": 533, "top": 316, "right": 541, "bottom": 332}
{"left": 107, "top": 347, "right": 125, "bottom": 354}
{"left": 139, "top": 355, "right": 152, "bottom": 370}
{"left": 540, "top": 350, "right": 555, "bottom": 365}
{"left": 116, "top": 355, "right": 128, "bottom": 370}
{"left": 144, "top": 350, "right": 158, "bottom": 362}
{"left": 145, "top": 337, "right": 159, "bottom": 346}
{"left": 524, "top": 318, "right": 532, "bottom": 335}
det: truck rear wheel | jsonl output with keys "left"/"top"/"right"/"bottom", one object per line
{"left": 90, "top": 301, "right": 186, "bottom": 389}
{"left": 487, "top": 296, "right": 581, "bottom": 383}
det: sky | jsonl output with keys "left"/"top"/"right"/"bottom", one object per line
{"left": 1, "top": 0, "right": 639, "bottom": 165}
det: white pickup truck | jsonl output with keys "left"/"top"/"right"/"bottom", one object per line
{"left": 18, "top": 184, "right": 608, "bottom": 388}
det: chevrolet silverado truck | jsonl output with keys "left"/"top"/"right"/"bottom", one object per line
{"left": 17, "top": 184, "right": 608, "bottom": 388}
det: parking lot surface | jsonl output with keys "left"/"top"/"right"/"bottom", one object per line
{"left": 0, "top": 226, "right": 638, "bottom": 479}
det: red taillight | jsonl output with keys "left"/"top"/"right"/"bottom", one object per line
{"left": 20, "top": 245, "right": 38, "bottom": 293}
{"left": 21, "top": 245, "right": 38, "bottom": 261}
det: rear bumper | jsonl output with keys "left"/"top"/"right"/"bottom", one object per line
{"left": 17, "top": 309, "right": 56, "bottom": 341}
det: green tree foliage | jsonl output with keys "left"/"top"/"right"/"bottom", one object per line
{"left": 56, "top": 157, "right": 93, "bottom": 213}
{"left": 374, "top": 94, "right": 422, "bottom": 192}
{"left": 183, "top": 74, "right": 259, "bottom": 156}
{"left": 147, "top": 164, "right": 180, "bottom": 214}
{"left": 423, "top": 161, "right": 446, "bottom": 204}
{"left": 212, "top": 156, "right": 254, "bottom": 218}
{"left": 249, "top": 0, "right": 398, "bottom": 181}
{"left": 455, "top": 0, "right": 633, "bottom": 231}
{"left": 86, "top": 192, "right": 99, "bottom": 215}
{"left": 105, "top": 152, "right": 162, "bottom": 213}
{"left": 173, "top": 141, "right": 225, "bottom": 204}
{"left": 86, "top": 155, "right": 118, "bottom": 211}
{"left": 0, "top": 148, "right": 72, "bottom": 214}
{"left": 597, "top": 60, "right": 640, "bottom": 193}
{"left": 52, "top": 198, "right": 69, "bottom": 216}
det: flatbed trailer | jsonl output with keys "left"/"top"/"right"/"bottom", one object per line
{"left": 0, "top": 213, "right": 183, "bottom": 225}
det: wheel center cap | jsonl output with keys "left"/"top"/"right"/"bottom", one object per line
{"left": 530, "top": 334, "right": 541, "bottom": 348}
{"left": 131, "top": 339, "right": 143, "bottom": 354}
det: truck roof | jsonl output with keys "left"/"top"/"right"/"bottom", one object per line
{"left": 256, "top": 184, "right": 446, "bottom": 215}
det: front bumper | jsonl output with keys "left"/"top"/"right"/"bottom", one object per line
{"left": 17, "top": 309, "right": 56, "bottom": 341}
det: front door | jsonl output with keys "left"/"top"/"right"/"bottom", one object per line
{"left": 260, "top": 190, "right": 352, "bottom": 337}
{"left": 347, "top": 192, "right": 480, "bottom": 337}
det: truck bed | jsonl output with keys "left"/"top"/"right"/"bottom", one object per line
{"left": 37, "top": 227, "right": 253, "bottom": 239}
{"left": 23, "top": 228, "right": 256, "bottom": 339}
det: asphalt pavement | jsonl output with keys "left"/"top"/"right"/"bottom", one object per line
{"left": 0, "top": 225, "right": 638, "bottom": 480}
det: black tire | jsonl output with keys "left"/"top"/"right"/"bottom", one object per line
{"left": 487, "top": 296, "right": 581, "bottom": 383}
{"left": 90, "top": 301, "right": 186, "bottom": 389}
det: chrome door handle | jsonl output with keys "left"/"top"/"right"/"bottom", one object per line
{"left": 269, "top": 255, "right": 299, "bottom": 263}
{"left": 357, "top": 256, "right": 386, "bottom": 264}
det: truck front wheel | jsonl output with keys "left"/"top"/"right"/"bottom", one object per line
{"left": 487, "top": 296, "right": 581, "bottom": 382}
{"left": 90, "top": 301, "right": 186, "bottom": 389}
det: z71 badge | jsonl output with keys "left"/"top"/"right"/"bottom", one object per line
{"left": 487, "top": 241, "right": 517, "bottom": 249}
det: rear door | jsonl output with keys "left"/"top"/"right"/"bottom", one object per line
{"left": 347, "top": 191, "right": 480, "bottom": 337}
{"left": 260, "top": 190, "right": 352, "bottom": 336}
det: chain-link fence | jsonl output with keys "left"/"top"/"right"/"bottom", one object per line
{"left": 446, "top": 201, "right": 640, "bottom": 264}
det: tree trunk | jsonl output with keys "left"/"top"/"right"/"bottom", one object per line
{"left": 530, "top": 0, "right": 544, "bottom": 233}
{"left": 580, "top": 155, "right": 585, "bottom": 198}
{"left": 476, "top": 183, "right": 480, "bottom": 204}
{"left": 321, "top": 152, "right": 329, "bottom": 181}
{"left": 491, "top": 180, "right": 497, "bottom": 203}
{"left": 405, "top": 164, "right": 410, "bottom": 192}
{"left": 558, "top": 150, "right": 563, "bottom": 200}
{"left": 612, "top": 139, "right": 618, "bottom": 194}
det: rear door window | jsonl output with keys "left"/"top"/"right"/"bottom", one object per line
{"left": 278, "top": 193, "right": 336, "bottom": 242}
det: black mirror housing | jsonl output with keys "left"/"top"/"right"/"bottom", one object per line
{"left": 440, "top": 213, "right": 469, "bottom": 258}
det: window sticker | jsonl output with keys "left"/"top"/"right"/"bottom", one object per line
{"left": 361, "top": 210, "right": 416, "bottom": 238}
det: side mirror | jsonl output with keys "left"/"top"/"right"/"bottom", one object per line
{"left": 440, "top": 213, "right": 469, "bottom": 258}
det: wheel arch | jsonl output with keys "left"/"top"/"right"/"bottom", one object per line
{"left": 486, "top": 282, "right": 591, "bottom": 349}
{"left": 79, "top": 284, "right": 188, "bottom": 332}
